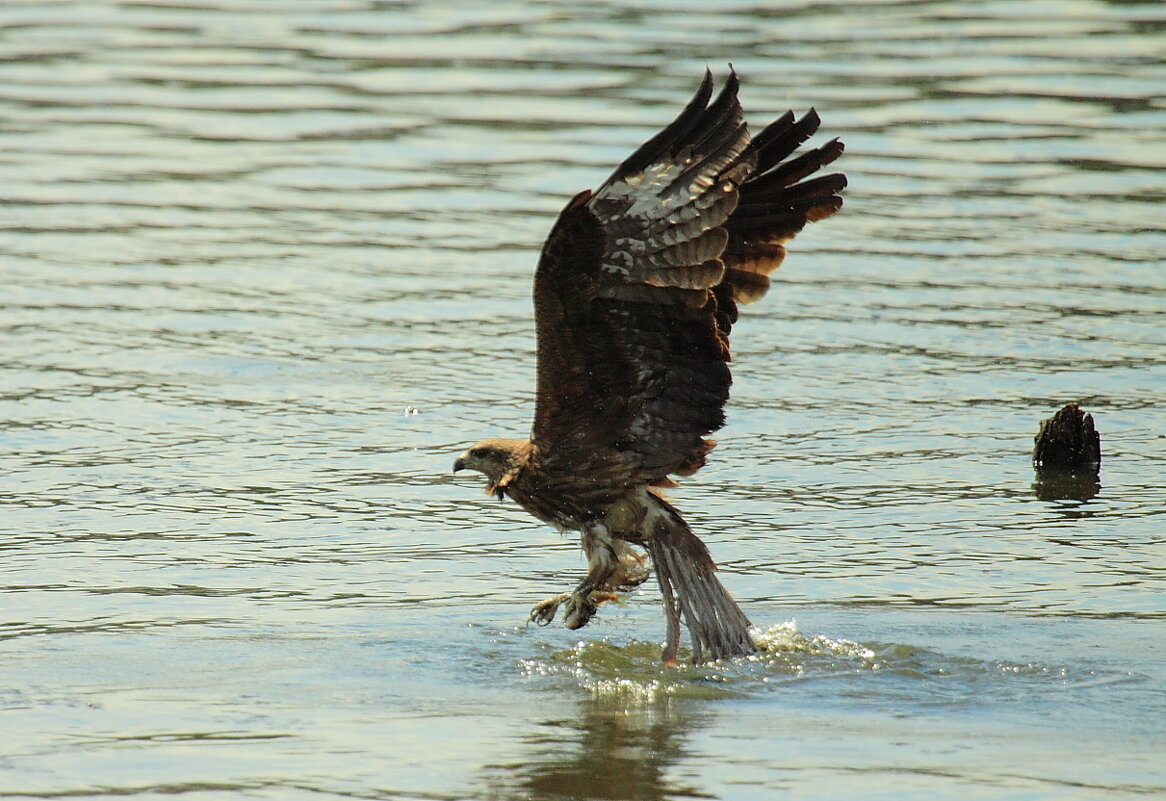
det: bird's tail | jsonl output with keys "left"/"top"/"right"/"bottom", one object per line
{"left": 647, "top": 504, "right": 756, "bottom": 664}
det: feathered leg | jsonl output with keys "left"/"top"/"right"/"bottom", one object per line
{"left": 647, "top": 503, "right": 755, "bottom": 664}
{"left": 529, "top": 525, "right": 649, "bottom": 629}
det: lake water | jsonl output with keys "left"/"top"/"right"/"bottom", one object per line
{"left": 2, "top": 1, "right": 1164, "bottom": 799}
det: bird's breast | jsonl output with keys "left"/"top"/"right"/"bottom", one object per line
{"left": 601, "top": 493, "right": 650, "bottom": 538}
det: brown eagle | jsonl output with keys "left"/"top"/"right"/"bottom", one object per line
{"left": 454, "top": 70, "right": 845, "bottom": 664}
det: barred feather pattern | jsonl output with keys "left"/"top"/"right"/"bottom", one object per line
{"left": 716, "top": 111, "right": 846, "bottom": 332}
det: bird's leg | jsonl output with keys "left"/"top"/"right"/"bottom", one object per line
{"left": 609, "top": 539, "right": 650, "bottom": 590}
{"left": 529, "top": 528, "right": 646, "bottom": 629}
{"left": 560, "top": 523, "right": 621, "bottom": 630}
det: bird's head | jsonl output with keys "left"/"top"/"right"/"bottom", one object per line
{"left": 453, "top": 437, "right": 528, "bottom": 496}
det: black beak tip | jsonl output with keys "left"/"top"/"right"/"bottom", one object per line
{"left": 452, "top": 458, "right": 466, "bottom": 473}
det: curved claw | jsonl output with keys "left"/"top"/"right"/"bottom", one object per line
{"left": 529, "top": 593, "right": 569, "bottom": 627}
{"left": 530, "top": 591, "right": 622, "bottom": 630}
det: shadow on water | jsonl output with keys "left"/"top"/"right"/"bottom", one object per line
{"left": 480, "top": 624, "right": 867, "bottom": 800}
{"left": 1032, "top": 467, "right": 1102, "bottom": 504}
{"left": 483, "top": 689, "right": 713, "bottom": 801}
{"left": 482, "top": 621, "right": 1123, "bottom": 800}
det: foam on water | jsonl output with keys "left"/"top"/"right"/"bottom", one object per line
{"left": 519, "top": 620, "right": 882, "bottom": 699}
{"left": 514, "top": 618, "right": 1134, "bottom": 709}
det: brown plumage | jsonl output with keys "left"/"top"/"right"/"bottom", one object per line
{"left": 454, "top": 70, "right": 845, "bottom": 664}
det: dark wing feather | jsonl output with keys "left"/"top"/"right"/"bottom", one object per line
{"left": 531, "top": 71, "right": 845, "bottom": 486}
{"left": 716, "top": 114, "right": 846, "bottom": 331}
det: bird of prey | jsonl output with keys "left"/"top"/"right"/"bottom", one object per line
{"left": 454, "top": 70, "right": 845, "bottom": 664}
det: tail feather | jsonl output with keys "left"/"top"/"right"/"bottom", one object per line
{"left": 648, "top": 508, "right": 755, "bottom": 664}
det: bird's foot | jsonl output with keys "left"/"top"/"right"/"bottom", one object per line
{"left": 530, "top": 590, "right": 620, "bottom": 629}
{"left": 562, "top": 591, "right": 598, "bottom": 630}
{"left": 529, "top": 593, "right": 570, "bottom": 627}
{"left": 562, "top": 591, "right": 619, "bottom": 630}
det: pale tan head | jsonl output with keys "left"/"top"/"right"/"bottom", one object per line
{"left": 452, "top": 437, "right": 529, "bottom": 494}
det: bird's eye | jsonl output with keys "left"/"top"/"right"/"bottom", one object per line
{"left": 470, "top": 447, "right": 488, "bottom": 459}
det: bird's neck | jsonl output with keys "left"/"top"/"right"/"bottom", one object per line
{"left": 490, "top": 439, "right": 536, "bottom": 497}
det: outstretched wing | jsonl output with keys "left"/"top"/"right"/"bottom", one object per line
{"left": 531, "top": 70, "right": 845, "bottom": 487}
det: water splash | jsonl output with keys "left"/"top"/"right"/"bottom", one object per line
{"left": 518, "top": 620, "right": 883, "bottom": 701}
{"left": 514, "top": 618, "right": 1124, "bottom": 708}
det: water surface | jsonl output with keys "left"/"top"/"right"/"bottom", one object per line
{"left": 2, "top": 1, "right": 1164, "bottom": 799}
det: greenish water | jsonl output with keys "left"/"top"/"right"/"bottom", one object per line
{"left": 2, "top": 1, "right": 1164, "bottom": 799}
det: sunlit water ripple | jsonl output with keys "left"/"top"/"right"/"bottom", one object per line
{"left": 2, "top": 0, "right": 1164, "bottom": 799}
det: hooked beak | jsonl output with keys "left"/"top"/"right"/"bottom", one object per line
{"left": 452, "top": 457, "right": 466, "bottom": 473}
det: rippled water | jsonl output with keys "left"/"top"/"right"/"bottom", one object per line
{"left": 2, "top": 1, "right": 1164, "bottom": 799}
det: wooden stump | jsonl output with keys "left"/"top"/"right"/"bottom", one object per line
{"left": 1033, "top": 403, "right": 1101, "bottom": 502}
{"left": 1033, "top": 403, "right": 1101, "bottom": 469}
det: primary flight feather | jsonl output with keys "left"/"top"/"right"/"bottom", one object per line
{"left": 454, "top": 70, "right": 846, "bottom": 663}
